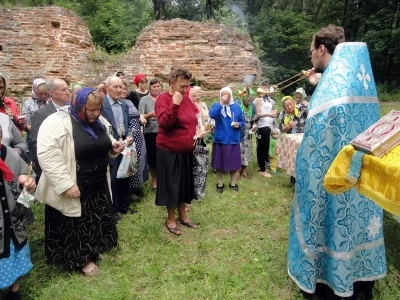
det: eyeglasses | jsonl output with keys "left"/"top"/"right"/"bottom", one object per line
{"left": 308, "top": 48, "right": 317, "bottom": 58}
{"left": 139, "top": 80, "right": 147, "bottom": 84}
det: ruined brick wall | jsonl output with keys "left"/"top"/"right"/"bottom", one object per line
{"left": 130, "top": 19, "right": 262, "bottom": 95}
{"left": 87, "top": 19, "right": 263, "bottom": 97}
{"left": 0, "top": 7, "right": 262, "bottom": 100}
{"left": 0, "top": 6, "right": 94, "bottom": 99}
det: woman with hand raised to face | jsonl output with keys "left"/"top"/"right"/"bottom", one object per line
{"left": 155, "top": 67, "right": 201, "bottom": 236}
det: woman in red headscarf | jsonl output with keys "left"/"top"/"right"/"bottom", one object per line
{"left": 125, "top": 74, "right": 148, "bottom": 109}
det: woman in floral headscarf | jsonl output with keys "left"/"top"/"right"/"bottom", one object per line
{"left": 36, "top": 88, "right": 123, "bottom": 276}
{"left": 278, "top": 96, "right": 308, "bottom": 134}
{"left": 0, "top": 75, "right": 25, "bottom": 131}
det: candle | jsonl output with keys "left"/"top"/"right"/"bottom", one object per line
{"left": 140, "top": 109, "right": 145, "bottom": 136}
{"left": 119, "top": 125, "right": 123, "bottom": 141}
{"left": 27, "top": 162, "right": 32, "bottom": 177}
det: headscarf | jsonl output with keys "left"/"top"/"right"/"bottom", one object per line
{"left": 260, "top": 78, "right": 271, "bottom": 86}
{"left": 220, "top": 86, "right": 234, "bottom": 118}
{"left": 295, "top": 87, "right": 307, "bottom": 99}
{"left": 240, "top": 89, "right": 256, "bottom": 117}
{"left": 115, "top": 71, "right": 125, "bottom": 77}
{"left": 281, "top": 96, "right": 300, "bottom": 126}
{"left": 133, "top": 74, "right": 146, "bottom": 86}
{"left": 69, "top": 87, "right": 105, "bottom": 140}
{"left": 31, "top": 78, "right": 47, "bottom": 100}
{"left": 71, "top": 82, "right": 84, "bottom": 94}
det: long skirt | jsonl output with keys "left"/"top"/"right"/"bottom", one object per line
{"left": 45, "top": 175, "right": 117, "bottom": 269}
{"left": 156, "top": 147, "right": 193, "bottom": 208}
{"left": 144, "top": 132, "right": 157, "bottom": 168}
{"left": 211, "top": 143, "right": 241, "bottom": 172}
{"left": 0, "top": 241, "right": 32, "bottom": 289}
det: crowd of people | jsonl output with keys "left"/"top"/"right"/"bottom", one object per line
{"left": 0, "top": 24, "right": 388, "bottom": 300}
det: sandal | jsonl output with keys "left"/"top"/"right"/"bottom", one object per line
{"left": 178, "top": 219, "right": 198, "bottom": 229}
{"left": 241, "top": 173, "right": 251, "bottom": 179}
{"left": 259, "top": 171, "right": 272, "bottom": 178}
{"left": 216, "top": 183, "right": 224, "bottom": 193}
{"left": 165, "top": 221, "right": 181, "bottom": 235}
{"left": 229, "top": 184, "right": 239, "bottom": 191}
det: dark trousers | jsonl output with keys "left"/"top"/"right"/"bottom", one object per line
{"left": 256, "top": 126, "right": 271, "bottom": 172}
{"left": 110, "top": 154, "right": 131, "bottom": 214}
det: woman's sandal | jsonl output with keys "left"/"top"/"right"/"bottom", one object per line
{"left": 259, "top": 171, "right": 272, "bottom": 178}
{"left": 165, "top": 221, "right": 181, "bottom": 235}
{"left": 178, "top": 219, "right": 198, "bottom": 229}
{"left": 241, "top": 173, "right": 251, "bottom": 179}
{"left": 81, "top": 262, "right": 100, "bottom": 277}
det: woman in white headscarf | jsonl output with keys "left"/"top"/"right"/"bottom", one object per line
{"left": 293, "top": 87, "right": 308, "bottom": 107}
{"left": 209, "top": 87, "right": 245, "bottom": 192}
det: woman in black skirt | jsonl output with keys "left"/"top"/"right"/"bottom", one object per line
{"left": 36, "top": 88, "right": 124, "bottom": 276}
{"left": 155, "top": 67, "right": 205, "bottom": 236}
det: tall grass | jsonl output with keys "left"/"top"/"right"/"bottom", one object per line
{"left": 1, "top": 104, "right": 400, "bottom": 300}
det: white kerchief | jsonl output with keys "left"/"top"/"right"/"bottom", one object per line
{"left": 220, "top": 86, "right": 234, "bottom": 118}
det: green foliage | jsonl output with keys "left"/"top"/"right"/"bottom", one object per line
{"left": 75, "top": 0, "right": 153, "bottom": 53}
{"left": 250, "top": 8, "right": 316, "bottom": 93}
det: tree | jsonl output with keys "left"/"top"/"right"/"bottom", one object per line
{"left": 250, "top": 7, "right": 316, "bottom": 92}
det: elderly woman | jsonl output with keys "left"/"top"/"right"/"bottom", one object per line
{"left": 35, "top": 88, "right": 124, "bottom": 276}
{"left": 120, "top": 80, "right": 148, "bottom": 195}
{"left": 22, "top": 78, "right": 49, "bottom": 160}
{"left": 155, "top": 67, "right": 202, "bottom": 236}
{"left": 0, "top": 124, "right": 36, "bottom": 300}
{"left": 279, "top": 96, "right": 308, "bottom": 134}
{"left": 71, "top": 82, "right": 84, "bottom": 98}
{"left": 138, "top": 78, "right": 163, "bottom": 191}
{"left": 294, "top": 87, "right": 308, "bottom": 107}
{"left": 191, "top": 86, "right": 209, "bottom": 126}
{"left": 209, "top": 87, "right": 245, "bottom": 192}
{"left": 236, "top": 90, "right": 257, "bottom": 179}
{"left": 0, "top": 76, "right": 25, "bottom": 132}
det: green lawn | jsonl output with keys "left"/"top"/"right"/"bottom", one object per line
{"left": 3, "top": 102, "right": 400, "bottom": 300}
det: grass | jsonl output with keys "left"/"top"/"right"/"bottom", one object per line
{"left": 2, "top": 102, "right": 400, "bottom": 300}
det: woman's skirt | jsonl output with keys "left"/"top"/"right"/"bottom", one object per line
{"left": 156, "top": 147, "right": 193, "bottom": 207}
{"left": 144, "top": 132, "right": 157, "bottom": 168}
{"left": 211, "top": 143, "right": 241, "bottom": 172}
{"left": 0, "top": 241, "right": 32, "bottom": 289}
{"left": 45, "top": 175, "right": 117, "bottom": 270}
